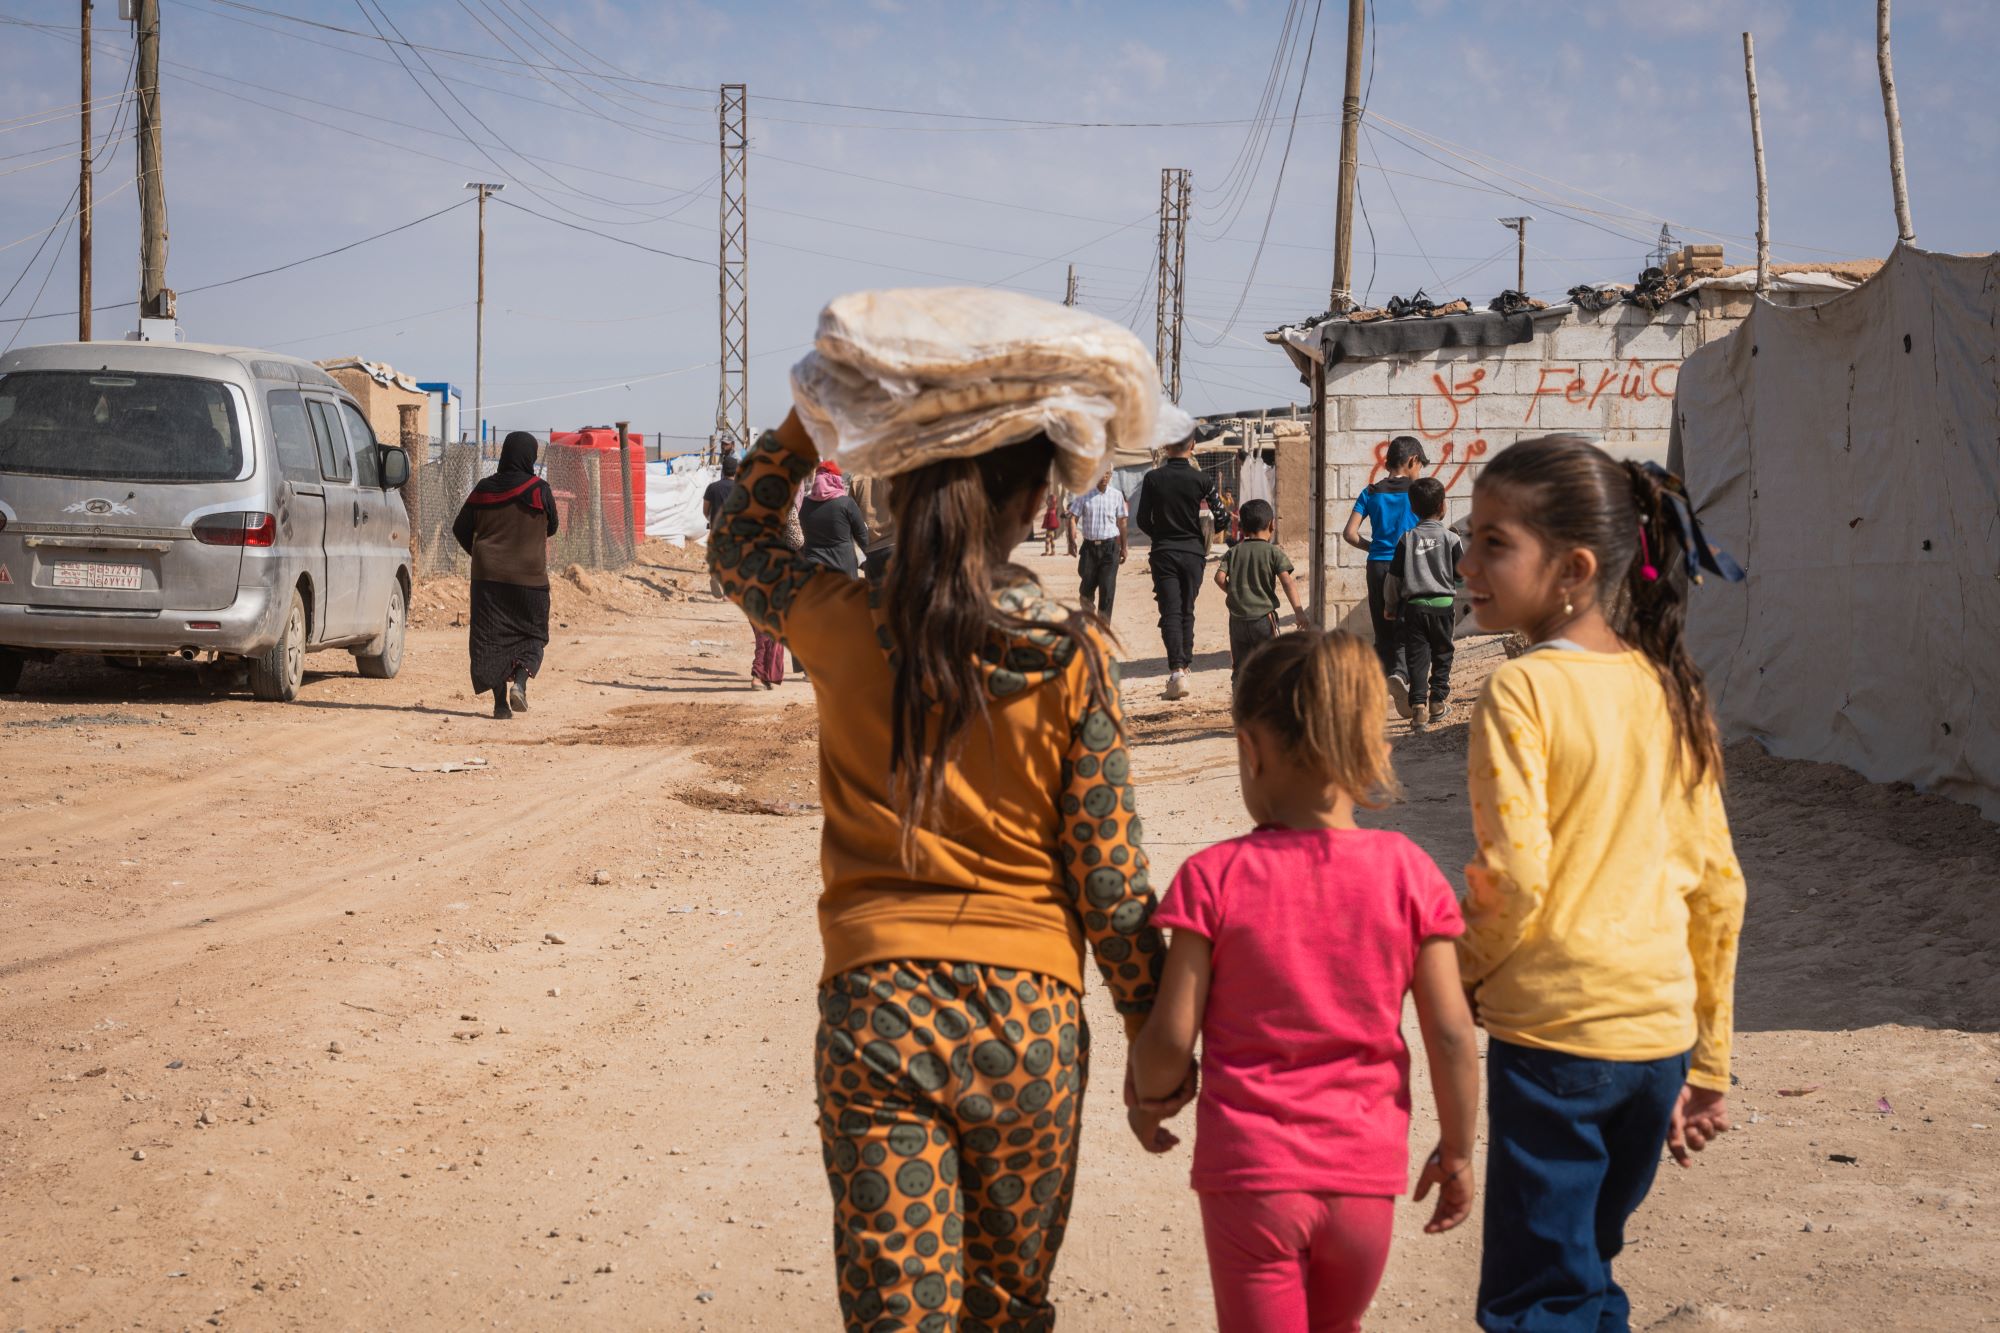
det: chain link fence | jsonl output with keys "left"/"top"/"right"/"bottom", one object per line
{"left": 411, "top": 439, "right": 638, "bottom": 578}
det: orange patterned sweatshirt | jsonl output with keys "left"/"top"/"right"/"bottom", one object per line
{"left": 710, "top": 417, "right": 1164, "bottom": 1028}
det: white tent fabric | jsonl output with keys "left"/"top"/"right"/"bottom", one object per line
{"left": 1674, "top": 245, "right": 2000, "bottom": 819}
{"left": 645, "top": 457, "right": 721, "bottom": 545}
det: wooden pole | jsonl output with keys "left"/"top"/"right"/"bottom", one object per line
{"left": 1496, "top": 218, "right": 1532, "bottom": 294}
{"left": 397, "top": 402, "right": 422, "bottom": 576}
{"left": 1328, "top": 0, "right": 1365, "bottom": 312}
{"left": 135, "top": 0, "right": 168, "bottom": 320}
{"left": 1742, "top": 33, "right": 1771, "bottom": 295}
{"left": 1307, "top": 366, "right": 1327, "bottom": 627}
{"left": 615, "top": 420, "right": 636, "bottom": 565}
{"left": 1876, "top": 0, "right": 1915, "bottom": 244}
{"left": 79, "top": 0, "right": 92, "bottom": 341}
{"left": 475, "top": 187, "right": 487, "bottom": 446}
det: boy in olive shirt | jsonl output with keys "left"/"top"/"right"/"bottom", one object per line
{"left": 1213, "top": 500, "right": 1307, "bottom": 680}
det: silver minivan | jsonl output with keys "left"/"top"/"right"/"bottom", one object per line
{"left": 0, "top": 341, "right": 412, "bottom": 701}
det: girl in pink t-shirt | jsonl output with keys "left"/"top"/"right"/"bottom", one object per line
{"left": 1129, "top": 629, "right": 1482, "bottom": 1332}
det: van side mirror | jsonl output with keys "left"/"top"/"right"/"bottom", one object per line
{"left": 381, "top": 446, "right": 410, "bottom": 489}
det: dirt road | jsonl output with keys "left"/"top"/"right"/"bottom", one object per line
{"left": 3, "top": 542, "right": 1995, "bottom": 1331}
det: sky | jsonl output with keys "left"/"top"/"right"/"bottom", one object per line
{"left": 0, "top": 0, "right": 1994, "bottom": 449}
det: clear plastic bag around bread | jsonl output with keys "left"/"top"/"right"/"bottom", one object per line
{"left": 789, "top": 287, "right": 1191, "bottom": 491}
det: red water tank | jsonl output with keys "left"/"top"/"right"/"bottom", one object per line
{"left": 550, "top": 428, "right": 647, "bottom": 547}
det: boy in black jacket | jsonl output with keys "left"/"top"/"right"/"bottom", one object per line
{"left": 1136, "top": 427, "right": 1226, "bottom": 700}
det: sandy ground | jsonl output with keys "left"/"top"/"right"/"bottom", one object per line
{"left": 2, "top": 539, "right": 1996, "bottom": 1332}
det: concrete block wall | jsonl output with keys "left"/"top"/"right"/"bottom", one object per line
{"left": 325, "top": 367, "right": 432, "bottom": 450}
{"left": 1316, "top": 302, "right": 1695, "bottom": 631}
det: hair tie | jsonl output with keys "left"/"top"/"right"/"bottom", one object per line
{"left": 1638, "top": 524, "right": 1660, "bottom": 582}
{"left": 1639, "top": 462, "right": 1747, "bottom": 585}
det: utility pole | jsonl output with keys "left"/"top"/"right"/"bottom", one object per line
{"left": 1154, "top": 167, "right": 1189, "bottom": 403}
{"left": 1876, "top": 0, "right": 1915, "bottom": 245}
{"left": 134, "top": 0, "right": 171, "bottom": 327}
{"left": 465, "top": 182, "right": 503, "bottom": 447}
{"left": 1063, "top": 263, "right": 1078, "bottom": 308}
{"left": 78, "top": 0, "right": 92, "bottom": 341}
{"left": 1498, "top": 216, "right": 1531, "bottom": 293}
{"left": 1328, "top": 0, "right": 1364, "bottom": 312}
{"left": 715, "top": 83, "right": 749, "bottom": 460}
{"left": 1742, "top": 34, "right": 1771, "bottom": 295}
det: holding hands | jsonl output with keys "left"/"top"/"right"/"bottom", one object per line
{"left": 1123, "top": 1055, "right": 1198, "bottom": 1154}
{"left": 1412, "top": 1145, "right": 1477, "bottom": 1233}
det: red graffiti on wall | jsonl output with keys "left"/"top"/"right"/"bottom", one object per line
{"left": 1416, "top": 368, "right": 1484, "bottom": 438}
{"left": 1371, "top": 437, "right": 1490, "bottom": 491}
{"left": 1364, "top": 356, "right": 1683, "bottom": 493}
{"left": 1524, "top": 360, "right": 1681, "bottom": 423}
{"left": 1368, "top": 367, "right": 1490, "bottom": 490}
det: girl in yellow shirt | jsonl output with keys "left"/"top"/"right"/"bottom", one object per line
{"left": 1456, "top": 435, "right": 1746, "bottom": 1333}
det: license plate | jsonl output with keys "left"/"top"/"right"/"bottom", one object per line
{"left": 52, "top": 561, "right": 143, "bottom": 591}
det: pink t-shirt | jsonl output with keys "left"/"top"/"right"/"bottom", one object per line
{"left": 1153, "top": 825, "right": 1464, "bottom": 1196}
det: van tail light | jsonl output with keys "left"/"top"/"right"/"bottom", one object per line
{"left": 192, "top": 512, "right": 277, "bottom": 547}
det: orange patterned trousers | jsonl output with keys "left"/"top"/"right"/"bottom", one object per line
{"left": 815, "top": 960, "right": 1091, "bottom": 1333}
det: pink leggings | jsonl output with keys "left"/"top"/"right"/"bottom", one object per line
{"left": 1198, "top": 1191, "right": 1395, "bottom": 1332}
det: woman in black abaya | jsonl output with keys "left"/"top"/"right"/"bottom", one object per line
{"left": 452, "top": 431, "right": 560, "bottom": 719}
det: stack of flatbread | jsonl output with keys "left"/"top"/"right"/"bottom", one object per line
{"left": 790, "top": 287, "right": 1190, "bottom": 491}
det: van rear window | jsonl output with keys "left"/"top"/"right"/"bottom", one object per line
{"left": 0, "top": 370, "right": 245, "bottom": 483}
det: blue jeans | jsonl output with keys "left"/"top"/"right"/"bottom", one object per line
{"left": 1477, "top": 1040, "right": 1690, "bottom": 1333}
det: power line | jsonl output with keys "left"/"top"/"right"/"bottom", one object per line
{"left": 1355, "top": 0, "right": 1379, "bottom": 306}
{"left": 489, "top": 196, "right": 711, "bottom": 266}
{"left": 1193, "top": 0, "right": 1324, "bottom": 347}
{"left": 1362, "top": 116, "right": 1657, "bottom": 249}
{"left": 188, "top": 1, "right": 1351, "bottom": 134}
{"left": 1372, "top": 109, "right": 1872, "bottom": 260}
{"left": 162, "top": 2, "right": 713, "bottom": 142}
{"left": 196, "top": 0, "right": 710, "bottom": 94}
{"left": 0, "top": 196, "right": 473, "bottom": 325}
{"left": 348, "top": 0, "right": 661, "bottom": 227}
{"left": 1361, "top": 124, "right": 1445, "bottom": 291}
{"left": 1196, "top": 0, "right": 1310, "bottom": 239}
{"left": 1199, "top": 0, "right": 1305, "bottom": 207}
{"left": 262, "top": 300, "right": 473, "bottom": 350}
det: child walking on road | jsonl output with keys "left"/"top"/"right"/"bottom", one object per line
{"left": 1457, "top": 435, "right": 1748, "bottom": 1333}
{"left": 1343, "top": 435, "right": 1427, "bottom": 683}
{"left": 1128, "top": 630, "right": 1482, "bottom": 1333}
{"left": 1385, "top": 477, "right": 1463, "bottom": 728}
{"left": 712, "top": 406, "right": 1176, "bottom": 1332}
{"left": 1213, "top": 499, "right": 1306, "bottom": 680}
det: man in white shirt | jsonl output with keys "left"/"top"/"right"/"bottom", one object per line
{"left": 1067, "top": 472, "right": 1129, "bottom": 617}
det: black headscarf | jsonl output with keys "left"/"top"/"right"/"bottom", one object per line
{"left": 495, "top": 430, "right": 538, "bottom": 478}
{"left": 467, "top": 431, "right": 555, "bottom": 521}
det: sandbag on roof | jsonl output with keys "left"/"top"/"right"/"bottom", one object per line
{"left": 1674, "top": 245, "right": 2000, "bottom": 820}
{"left": 789, "top": 287, "right": 1183, "bottom": 491}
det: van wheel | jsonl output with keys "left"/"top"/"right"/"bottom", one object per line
{"left": 0, "top": 649, "right": 23, "bottom": 694}
{"left": 355, "top": 583, "right": 405, "bottom": 680}
{"left": 250, "top": 590, "right": 306, "bottom": 702}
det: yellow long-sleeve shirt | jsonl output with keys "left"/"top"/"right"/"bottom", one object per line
{"left": 710, "top": 420, "right": 1164, "bottom": 1033}
{"left": 1460, "top": 648, "right": 1746, "bottom": 1092}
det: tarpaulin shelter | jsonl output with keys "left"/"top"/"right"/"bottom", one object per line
{"left": 1673, "top": 245, "right": 2000, "bottom": 819}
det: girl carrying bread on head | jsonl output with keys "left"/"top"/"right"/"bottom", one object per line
{"left": 711, "top": 290, "right": 1186, "bottom": 1332}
